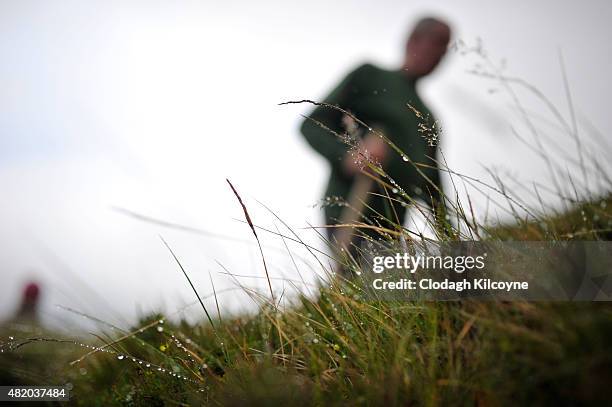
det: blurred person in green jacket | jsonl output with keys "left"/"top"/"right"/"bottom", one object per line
{"left": 300, "top": 17, "right": 451, "bottom": 246}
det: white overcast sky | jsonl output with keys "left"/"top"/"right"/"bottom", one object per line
{"left": 1, "top": 0, "right": 610, "bottom": 329}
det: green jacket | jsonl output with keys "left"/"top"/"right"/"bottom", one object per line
{"left": 300, "top": 63, "right": 443, "bottom": 233}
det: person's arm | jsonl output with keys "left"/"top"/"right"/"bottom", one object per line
{"left": 300, "top": 64, "right": 368, "bottom": 168}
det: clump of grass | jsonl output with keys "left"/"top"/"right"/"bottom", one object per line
{"left": 3, "top": 281, "right": 612, "bottom": 405}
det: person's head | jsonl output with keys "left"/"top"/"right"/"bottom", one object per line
{"left": 403, "top": 17, "right": 451, "bottom": 78}
{"left": 19, "top": 281, "right": 40, "bottom": 318}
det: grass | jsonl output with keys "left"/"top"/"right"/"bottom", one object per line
{"left": 2, "top": 256, "right": 612, "bottom": 405}
{"left": 2, "top": 45, "right": 612, "bottom": 405}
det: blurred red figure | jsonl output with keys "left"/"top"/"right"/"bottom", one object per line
{"left": 15, "top": 282, "right": 40, "bottom": 322}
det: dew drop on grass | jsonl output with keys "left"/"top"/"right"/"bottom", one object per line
{"left": 117, "top": 355, "right": 125, "bottom": 360}
{"left": 157, "top": 326, "right": 164, "bottom": 332}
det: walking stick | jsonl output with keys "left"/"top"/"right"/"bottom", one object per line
{"left": 333, "top": 127, "right": 387, "bottom": 275}
{"left": 334, "top": 172, "right": 373, "bottom": 252}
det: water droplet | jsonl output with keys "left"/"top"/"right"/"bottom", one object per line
{"left": 117, "top": 355, "right": 125, "bottom": 360}
{"left": 157, "top": 326, "right": 164, "bottom": 332}
{"left": 146, "top": 363, "right": 151, "bottom": 368}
